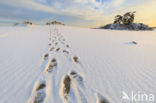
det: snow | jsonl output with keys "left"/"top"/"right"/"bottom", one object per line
{"left": 100, "top": 23, "right": 152, "bottom": 30}
{"left": 0, "top": 25, "right": 156, "bottom": 103}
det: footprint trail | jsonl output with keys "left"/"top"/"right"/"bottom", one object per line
{"left": 27, "top": 24, "right": 109, "bottom": 103}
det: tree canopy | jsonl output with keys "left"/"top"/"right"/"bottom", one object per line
{"left": 114, "top": 11, "right": 136, "bottom": 25}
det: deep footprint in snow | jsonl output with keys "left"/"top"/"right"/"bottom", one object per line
{"left": 69, "top": 71, "right": 87, "bottom": 103}
{"left": 69, "top": 71, "right": 84, "bottom": 88}
{"left": 63, "top": 50, "right": 69, "bottom": 54}
{"left": 45, "top": 58, "right": 57, "bottom": 73}
{"left": 55, "top": 48, "right": 60, "bottom": 52}
{"left": 49, "top": 47, "right": 54, "bottom": 51}
{"left": 48, "top": 43, "right": 51, "bottom": 46}
{"left": 55, "top": 42, "right": 58, "bottom": 46}
{"left": 62, "top": 75, "right": 71, "bottom": 100}
{"left": 73, "top": 56, "right": 79, "bottom": 63}
{"left": 43, "top": 53, "right": 49, "bottom": 60}
{"left": 66, "top": 44, "right": 69, "bottom": 48}
{"left": 36, "top": 83, "right": 46, "bottom": 91}
{"left": 31, "top": 81, "right": 46, "bottom": 103}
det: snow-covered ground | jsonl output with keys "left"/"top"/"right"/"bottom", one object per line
{"left": 0, "top": 25, "right": 156, "bottom": 103}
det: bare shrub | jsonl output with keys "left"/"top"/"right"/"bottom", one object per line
{"left": 132, "top": 41, "right": 137, "bottom": 45}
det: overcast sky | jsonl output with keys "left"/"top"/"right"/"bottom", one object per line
{"left": 0, "top": 0, "right": 156, "bottom": 27}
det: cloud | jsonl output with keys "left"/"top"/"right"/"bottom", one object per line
{"left": 0, "top": 0, "right": 156, "bottom": 27}
{"left": 0, "top": 0, "right": 105, "bottom": 18}
{"left": 112, "top": 0, "right": 125, "bottom": 6}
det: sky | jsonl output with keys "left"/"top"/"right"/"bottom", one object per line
{"left": 0, "top": 0, "right": 156, "bottom": 27}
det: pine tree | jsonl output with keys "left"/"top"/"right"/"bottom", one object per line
{"left": 114, "top": 15, "right": 123, "bottom": 24}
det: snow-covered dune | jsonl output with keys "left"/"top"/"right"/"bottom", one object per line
{"left": 0, "top": 25, "right": 156, "bottom": 103}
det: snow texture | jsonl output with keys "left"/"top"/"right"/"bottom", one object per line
{"left": 0, "top": 25, "right": 156, "bottom": 103}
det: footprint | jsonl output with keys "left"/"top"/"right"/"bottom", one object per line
{"left": 55, "top": 42, "right": 58, "bottom": 46}
{"left": 45, "top": 58, "right": 57, "bottom": 73}
{"left": 66, "top": 45, "right": 69, "bottom": 48}
{"left": 29, "top": 80, "right": 46, "bottom": 103}
{"left": 62, "top": 75, "right": 71, "bottom": 100}
{"left": 48, "top": 43, "right": 51, "bottom": 46}
{"left": 43, "top": 53, "right": 49, "bottom": 60}
{"left": 36, "top": 83, "right": 46, "bottom": 91}
{"left": 55, "top": 48, "right": 60, "bottom": 52}
{"left": 63, "top": 50, "right": 69, "bottom": 54}
{"left": 69, "top": 71, "right": 84, "bottom": 88}
{"left": 49, "top": 47, "right": 54, "bottom": 51}
{"left": 69, "top": 71, "right": 87, "bottom": 103}
{"left": 96, "top": 93, "right": 109, "bottom": 103}
{"left": 73, "top": 56, "right": 79, "bottom": 63}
